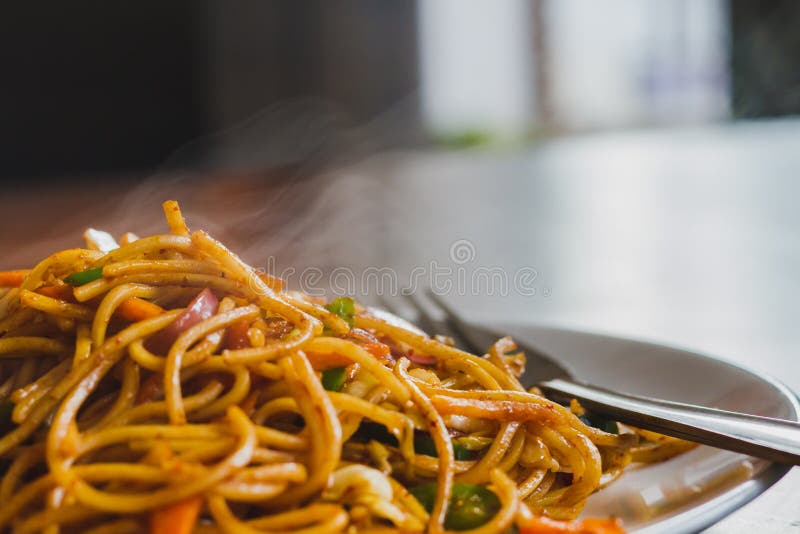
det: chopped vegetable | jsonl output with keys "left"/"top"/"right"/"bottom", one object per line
{"left": 517, "top": 515, "right": 625, "bottom": 534}
{"left": 429, "top": 396, "right": 560, "bottom": 423}
{"left": 226, "top": 319, "right": 251, "bottom": 350}
{"left": 145, "top": 289, "right": 219, "bottom": 354}
{"left": 119, "top": 232, "right": 139, "bottom": 245}
{"left": 262, "top": 316, "right": 294, "bottom": 340}
{"left": 321, "top": 366, "right": 347, "bottom": 392}
{"left": 413, "top": 433, "right": 438, "bottom": 457}
{"left": 453, "top": 446, "right": 478, "bottom": 461}
{"left": 308, "top": 328, "right": 392, "bottom": 370}
{"left": 116, "top": 297, "right": 165, "bottom": 322}
{"left": 413, "top": 433, "right": 475, "bottom": 460}
{"left": 453, "top": 436, "right": 488, "bottom": 459}
{"left": 0, "top": 270, "right": 28, "bottom": 287}
{"left": 83, "top": 228, "right": 119, "bottom": 253}
{"left": 306, "top": 351, "right": 352, "bottom": 371}
{"left": 63, "top": 267, "right": 104, "bottom": 286}
{"left": 410, "top": 482, "right": 501, "bottom": 530}
{"left": 325, "top": 297, "right": 356, "bottom": 327}
{"left": 346, "top": 328, "right": 391, "bottom": 360}
{"left": 37, "top": 285, "right": 74, "bottom": 300}
{"left": 579, "top": 414, "right": 619, "bottom": 435}
{"left": 353, "top": 423, "right": 477, "bottom": 460}
{"left": 149, "top": 495, "right": 203, "bottom": 534}
{"left": 407, "top": 349, "right": 437, "bottom": 365}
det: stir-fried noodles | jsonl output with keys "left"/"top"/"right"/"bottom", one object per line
{"left": 0, "top": 202, "right": 693, "bottom": 533}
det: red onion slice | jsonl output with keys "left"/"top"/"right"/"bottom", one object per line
{"left": 146, "top": 288, "right": 219, "bottom": 354}
{"left": 406, "top": 349, "right": 437, "bottom": 365}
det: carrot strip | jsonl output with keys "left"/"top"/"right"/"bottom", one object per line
{"left": 116, "top": 297, "right": 165, "bottom": 322}
{"left": 149, "top": 495, "right": 203, "bottom": 534}
{"left": 0, "top": 270, "right": 28, "bottom": 287}
{"left": 519, "top": 516, "right": 625, "bottom": 534}
{"left": 33, "top": 289, "right": 161, "bottom": 322}
{"left": 37, "top": 285, "right": 75, "bottom": 301}
{"left": 305, "top": 351, "right": 352, "bottom": 371}
{"left": 429, "top": 395, "right": 561, "bottom": 424}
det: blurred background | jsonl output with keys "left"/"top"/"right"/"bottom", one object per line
{"left": 2, "top": 0, "right": 799, "bottom": 178}
{"left": 3, "top": 0, "right": 800, "bottom": 326}
{"left": 2, "top": 2, "right": 800, "bottom": 528}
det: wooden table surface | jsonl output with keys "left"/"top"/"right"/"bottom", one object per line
{"left": 2, "top": 118, "right": 799, "bottom": 532}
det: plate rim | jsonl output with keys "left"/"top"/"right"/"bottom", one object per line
{"left": 488, "top": 322, "right": 800, "bottom": 533}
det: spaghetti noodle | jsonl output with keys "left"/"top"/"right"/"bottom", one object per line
{"left": 0, "top": 201, "right": 691, "bottom": 533}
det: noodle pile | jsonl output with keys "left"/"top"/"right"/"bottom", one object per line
{"left": 0, "top": 202, "right": 692, "bottom": 533}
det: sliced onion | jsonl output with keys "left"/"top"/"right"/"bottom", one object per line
{"left": 146, "top": 288, "right": 219, "bottom": 354}
{"left": 406, "top": 349, "right": 437, "bottom": 365}
{"left": 83, "top": 228, "right": 119, "bottom": 253}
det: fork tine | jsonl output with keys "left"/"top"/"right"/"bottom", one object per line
{"left": 377, "top": 293, "right": 440, "bottom": 338}
{"left": 401, "top": 292, "right": 440, "bottom": 337}
{"left": 425, "top": 290, "right": 571, "bottom": 383}
{"left": 402, "top": 291, "right": 480, "bottom": 353}
{"left": 424, "top": 290, "right": 499, "bottom": 354}
{"left": 376, "top": 294, "right": 406, "bottom": 319}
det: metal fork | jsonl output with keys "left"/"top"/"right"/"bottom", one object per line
{"left": 377, "top": 290, "right": 800, "bottom": 465}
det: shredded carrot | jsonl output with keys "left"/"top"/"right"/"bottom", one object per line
{"left": 116, "top": 297, "right": 165, "bottom": 322}
{"left": 429, "top": 396, "right": 561, "bottom": 424}
{"left": 37, "top": 285, "right": 75, "bottom": 300}
{"left": 519, "top": 516, "right": 625, "bottom": 534}
{"left": 31, "top": 288, "right": 161, "bottom": 321}
{"left": 149, "top": 495, "right": 203, "bottom": 534}
{"left": 0, "top": 270, "right": 28, "bottom": 287}
{"left": 305, "top": 351, "right": 352, "bottom": 371}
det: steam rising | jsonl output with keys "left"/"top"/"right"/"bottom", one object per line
{"left": 6, "top": 98, "right": 420, "bottom": 291}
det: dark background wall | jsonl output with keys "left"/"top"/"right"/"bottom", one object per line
{"left": 730, "top": 0, "right": 800, "bottom": 118}
{"left": 0, "top": 1, "right": 206, "bottom": 177}
{"left": 0, "top": 1, "right": 418, "bottom": 179}
{"left": 1, "top": 0, "right": 800, "bottom": 180}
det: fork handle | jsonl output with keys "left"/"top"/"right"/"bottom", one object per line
{"left": 538, "top": 378, "right": 800, "bottom": 465}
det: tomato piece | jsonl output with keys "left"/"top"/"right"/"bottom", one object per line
{"left": 226, "top": 319, "right": 251, "bottom": 350}
{"left": 346, "top": 328, "right": 392, "bottom": 360}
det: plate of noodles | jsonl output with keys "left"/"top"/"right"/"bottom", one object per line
{"left": 0, "top": 201, "right": 796, "bottom": 534}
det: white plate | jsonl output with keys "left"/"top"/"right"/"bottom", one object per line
{"left": 496, "top": 324, "right": 800, "bottom": 533}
